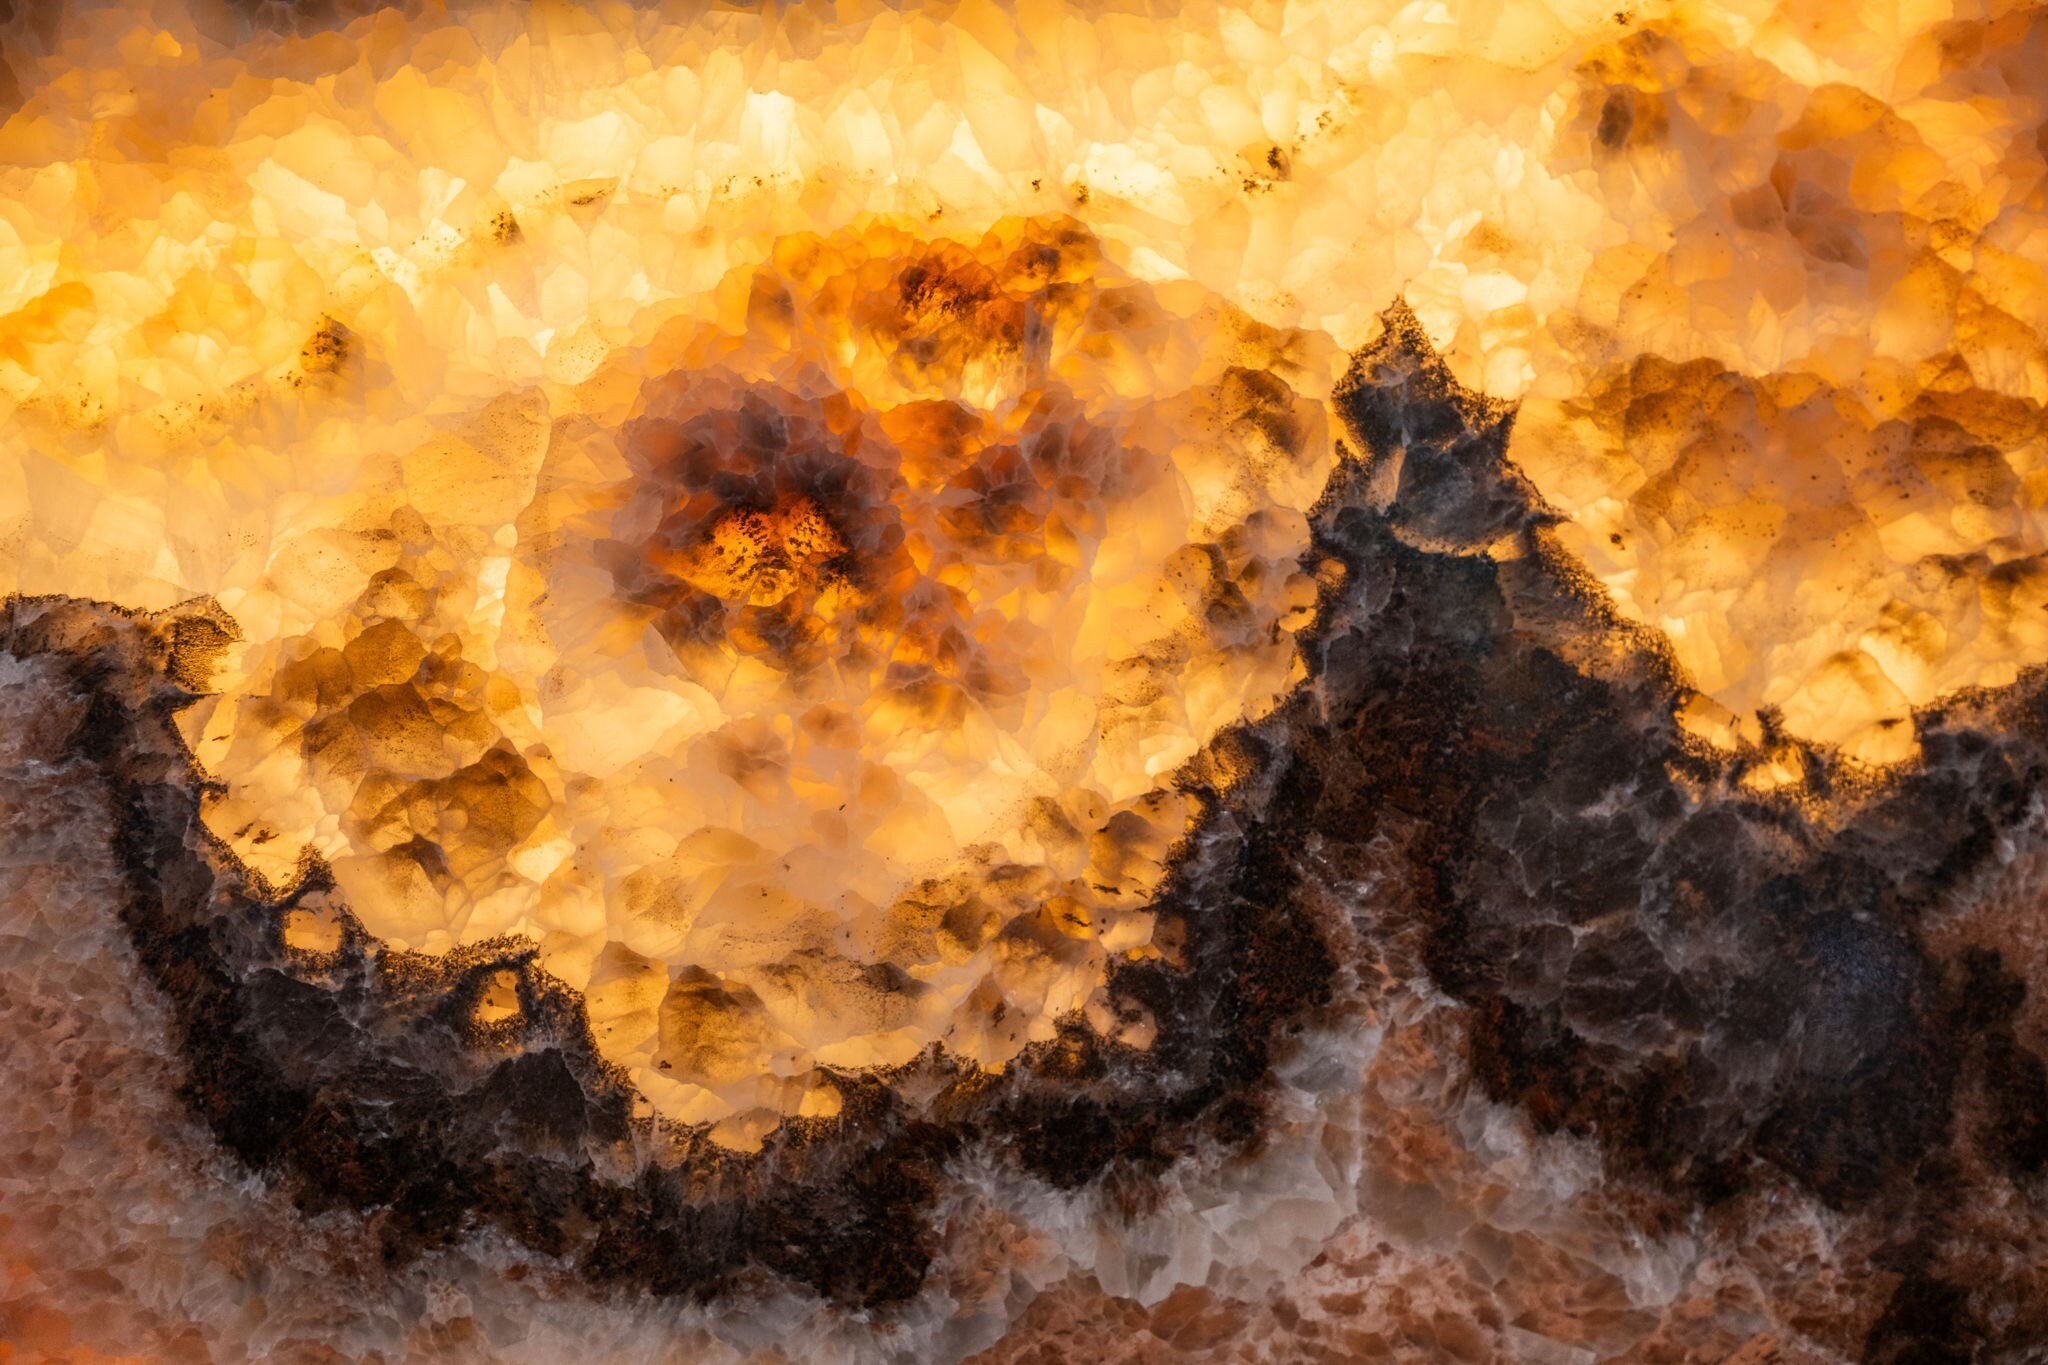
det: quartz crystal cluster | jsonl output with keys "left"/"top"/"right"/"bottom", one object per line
{"left": 7, "top": 0, "right": 2048, "bottom": 1362}
{"left": 186, "top": 214, "right": 1331, "bottom": 1136}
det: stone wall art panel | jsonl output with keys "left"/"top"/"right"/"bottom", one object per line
{"left": 3, "top": 2, "right": 2048, "bottom": 1361}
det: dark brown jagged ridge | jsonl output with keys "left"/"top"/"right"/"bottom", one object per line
{"left": 0, "top": 584, "right": 1344, "bottom": 1305}
{"left": 17, "top": 306, "right": 2048, "bottom": 1353}
{"left": 1326, "top": 303, "right": 2048, "bottom": 1360}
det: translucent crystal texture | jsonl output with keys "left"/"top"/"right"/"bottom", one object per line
{"left": 6, "top": 0, "right": 2048, "bottom": 1362}
{"left": 185, "top": 215, "right": 1333, "bottom": 1130}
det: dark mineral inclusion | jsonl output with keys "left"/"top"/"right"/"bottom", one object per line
{"left": 11, "top": 304, "right": 2048, "bottom": 1356}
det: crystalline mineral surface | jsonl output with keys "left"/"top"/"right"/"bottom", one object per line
{"left": 6, "top": 1, "right": 2048, "bottom": 1361}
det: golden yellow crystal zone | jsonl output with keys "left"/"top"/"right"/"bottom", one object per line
{"left": 3, "top": 0, "right": 2043, "bottom": 768}
{"left": 193, "top": 216, "right": 1331, "bottom": 1144}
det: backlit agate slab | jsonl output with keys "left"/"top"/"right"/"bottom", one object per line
{"left": 5, "top": 2, "right": 2048, "bottom": 1361}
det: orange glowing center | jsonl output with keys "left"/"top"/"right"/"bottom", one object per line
{"left": 667, "top": 500, "right": 850, "bottom": 609}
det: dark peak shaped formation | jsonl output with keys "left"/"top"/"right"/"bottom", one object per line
{"left": 1334, "top": 300, "right": 1547, "bottom": 552}
{"left": 15, "top": 304, "right": 2048, "bottom": 1354}
{"left": 1321, "top": 303, "right": 2048, "bottom": 1359}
